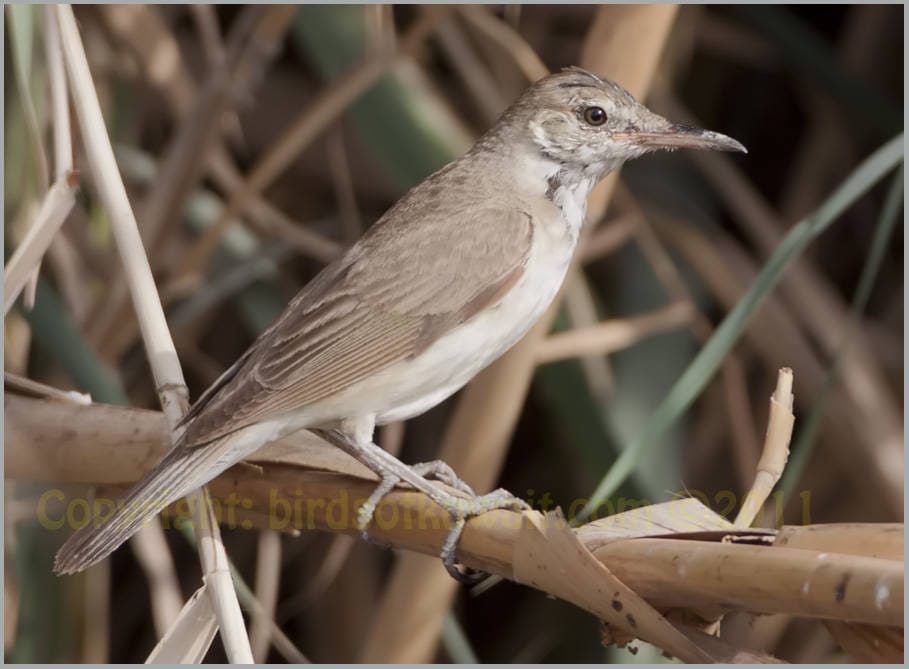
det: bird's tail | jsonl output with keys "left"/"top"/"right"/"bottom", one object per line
{"left": 53, "top": 433, "right": 247, "bottom": 575}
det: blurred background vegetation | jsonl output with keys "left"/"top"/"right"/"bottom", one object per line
{"left": 4, "top": 4, "right": 903, "bottom": 663}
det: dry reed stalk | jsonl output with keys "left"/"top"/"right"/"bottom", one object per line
{"left": 774, "top": 522, "right": 903, "bottom": 663}
{"left": 4, "top": 174, "right": 78, "bottom": 314}
{"left": 735, "top": 369, "right": 795, "bottom": 527}
{"left": 91, "top": 6, "right": 295, "bottom": 358}
{"left": 96, "top": 3, "right": 325, "bottom": 256}
{"left": 6, "top": 4, "right": 48, "bottom": 306}
{"left": 359, "top": 6, "right": 681, "bottom": 662}
{"left": 87, "top": 5, "right": 329, "bottom": 356}
{"left": 44, "top": 4, "right": 72, "bottom": 180}
{"left": 81, "top": 561, "right": 110, "bottom": 662}
{"left": 515, "top": 510, "right": 715, "bottom": 662}
{"left": 8, "top": 394, "right": 903, "bottom": 642}
{"left": 4, "top": 5, "right": 76, "bottom": 313}
{"left": 775, "top": 523, "right": 903, "bottom": 560}
{"left": 250, "top": 530, "right": 282, "bottom": 662}
{"left": 823, "top": 622, "right": 903, "bottom": 664}
{"left": 129, "top": 523, "right": 183, "bottom": 638}
{"left": 146, "top": 586, "right": 218, "bottom": 663}
{"left": 95, "top": 5, "right": 197, "bottom": 117}
{"left": 535, "top": 301, "right": 695, "bottom": 364}
{"left": 191, "top": 4, "right": 226, "bottom": 72}
{"left": 54, "top": 6, "right": 252, "bottom": 661}
{"left": 3, "top": 314, "right": 32, "bottom": 375}
{"left": 562, "top": 276, "right": 616, "bottom": 398}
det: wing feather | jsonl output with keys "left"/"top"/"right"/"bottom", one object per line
{"left": 182, "top": 171, "right": 533, "bottom": 447}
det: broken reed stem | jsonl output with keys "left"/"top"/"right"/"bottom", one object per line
{"left": 735, "top": 368, "right": 795, "bottom": 527}
{"left": 53, "top": 6, "right": 253, "bottom": 662}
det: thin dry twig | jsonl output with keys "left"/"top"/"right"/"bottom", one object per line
{"left": 54, "top": 5, "right": 253, "bottom": 661}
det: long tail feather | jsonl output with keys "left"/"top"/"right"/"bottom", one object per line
{"left": 53, "top": 433, "right": 247, "bottom": 575}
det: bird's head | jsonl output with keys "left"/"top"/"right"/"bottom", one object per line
{"left": 505, "top": 67, "right": 746, "bottom": 178}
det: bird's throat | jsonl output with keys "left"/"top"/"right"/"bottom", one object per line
{"left": 545, "top": 168, "right": 593, "bottom": 242}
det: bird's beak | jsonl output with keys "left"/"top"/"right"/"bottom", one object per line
{"left": 612, "top": 124, "right": 747, "bottom": 153}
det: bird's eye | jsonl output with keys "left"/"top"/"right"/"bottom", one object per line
{"left": 583, "top": 106, "right": 607, "bottom": 126}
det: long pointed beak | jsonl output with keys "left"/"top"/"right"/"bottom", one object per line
{"left": 612, "top": 124, "right": 747, "bottom": 153}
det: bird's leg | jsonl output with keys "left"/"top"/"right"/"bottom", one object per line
{"left": 316, "top": 426, "right": 528, "bottom": 582}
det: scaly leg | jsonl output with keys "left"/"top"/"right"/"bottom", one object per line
{"left": 316, "top": 424, "right": 528, "bottom": 582}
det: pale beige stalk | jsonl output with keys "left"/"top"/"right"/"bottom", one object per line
{"left": 54, "top": 5, "right": 252, "bottom": 662}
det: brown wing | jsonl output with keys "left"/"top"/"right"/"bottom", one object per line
{"left": 181, "top": 189, "right": 533, "bottom": 447}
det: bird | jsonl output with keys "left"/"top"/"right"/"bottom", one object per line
{"left": 54, "top": 66, "right": 745, "bottom": 580}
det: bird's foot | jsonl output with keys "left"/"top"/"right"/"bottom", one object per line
{"left": 355, "top": 459, "right": 477, "bottom": 538}
{"left": 356, "top": 465, "right": 528, "bottom": 583}
{"left": 438, "top": 488, "right": 529, "bottom": 584}
{"left": 314, "top": 429, "right": 527, "bottom": 583}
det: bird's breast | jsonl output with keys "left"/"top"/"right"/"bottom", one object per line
{"left": 352, "top": 206, "right": 580, "bottom": 425}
